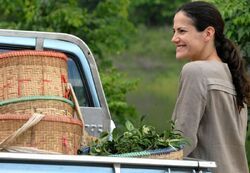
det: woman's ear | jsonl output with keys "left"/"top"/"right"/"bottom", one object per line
{"left": 203, "top": 26, "right": 215, "bottom": 42}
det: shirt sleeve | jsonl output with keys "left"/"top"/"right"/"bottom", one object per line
{"left": 172, "top": 62, "right": 207, "bottom": 156}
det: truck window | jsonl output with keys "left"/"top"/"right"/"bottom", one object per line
{"left": 67, "top": 57, "right": 93, "bottom": 107}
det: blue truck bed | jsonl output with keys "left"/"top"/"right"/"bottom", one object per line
{"left": 0, "top": 152, "right": 216, "bottom": 173}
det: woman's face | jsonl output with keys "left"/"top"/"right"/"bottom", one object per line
{"left": 171, "top": 11, "right": 206, "bottom": 61}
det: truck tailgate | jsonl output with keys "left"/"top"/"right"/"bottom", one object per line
{"left": 0, "top": 152, "right": 216, "bottom": 173}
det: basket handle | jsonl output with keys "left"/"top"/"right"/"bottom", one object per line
{"left": 67, "top": 83, "right": 96, "bottom": 147}
{"left": 66, "top": 83, "right": 85, "bottom": 125}
{"left": 0, "top": 113, "right": 45, "bottom": 150}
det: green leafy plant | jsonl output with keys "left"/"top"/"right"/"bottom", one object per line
{"left": 89, "top": 120, "right": 188, "bottom": 156}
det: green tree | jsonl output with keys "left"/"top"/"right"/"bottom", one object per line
{"left": 129, "top": 0, "right": 189, "bottom": 26}
{"left": 0, "top": 0, "right": 138, "bottom": 126}
{"left": 207, "top": 0, "right": 250, "bottom": 64}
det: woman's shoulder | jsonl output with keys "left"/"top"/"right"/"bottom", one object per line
{"left": 180, "top": 61, "right": 208, "bottom": 89}
{"left": 180, "top": 61, "right": 221, "bottom": 81}
{"left": 182, "top": 61, "right": 207, "bottom": 74}
{"left": 182, "top": 61, "right": 220, "bottom": 74}
{"left": 183, "top": 60, "right": 211, "bottom": 68}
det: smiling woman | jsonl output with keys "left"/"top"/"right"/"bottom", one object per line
{"left": 171, "top": 1, "right": 250, "bottom": 173}
{"left": 171, "top": 11, "right": 220, "bottom": 62}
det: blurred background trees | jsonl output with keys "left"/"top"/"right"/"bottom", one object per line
{"left": 208, "top": 0, "right": 250, "bottom": 64}
{"left": 128, "top": 0, "right": 187, "bottom": 26}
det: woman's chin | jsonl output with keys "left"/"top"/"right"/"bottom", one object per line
{"left": 175, "top": 54, "right": 187, "bottom": 60}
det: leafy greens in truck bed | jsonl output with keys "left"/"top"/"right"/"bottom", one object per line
{"left": 89, "top": 120, "right": 188, "bottom": 156}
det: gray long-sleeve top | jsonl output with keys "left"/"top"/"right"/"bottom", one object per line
{"left": 172, "top": 60, "right": 249, "bottom": 173}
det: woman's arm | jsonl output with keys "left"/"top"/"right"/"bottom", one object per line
{"left": 172, "top": 62, "right": 207, "bottom": 156}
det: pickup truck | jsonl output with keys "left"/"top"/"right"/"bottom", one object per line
{"left": 0, "top": 29, "right": 216, "bottom": 173}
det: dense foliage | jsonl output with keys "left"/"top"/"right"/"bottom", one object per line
{"left": 207, "top": 0, "right": 250, "bottom": 64}
{"left": 0, "top": 0, "right": 135, "bottom": 59}
{"left": 100, "top": 68, "right": 138, "bottom": 125}
{"left": 89, "top": 120, "right": 187, "bottom": 155}
{"left": 129, "top": 0, "right": 189, "bottom": 26}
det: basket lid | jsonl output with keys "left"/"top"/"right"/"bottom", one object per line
{"left": 0, "top": 50, "right": 67, "bottom": 61}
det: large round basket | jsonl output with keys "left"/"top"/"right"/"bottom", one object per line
{"left": 0, "top": 50, "right": 69, "bottom": 101}
{"left": 0, "top": 114, "right": 83, "bottom": 155}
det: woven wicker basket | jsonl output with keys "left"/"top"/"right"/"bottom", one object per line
{"left": 0, "top": 50, "right": 85, "bottom": 155}
{"left": 0, "top": 50, "right": 69, "bottom": 101}
{"left": 0, "top": 114, "right": 83, "bottom": 154}
{"left": 111, "top": 147, "right": 183, "bottom": 160}
{"left": 0, "top": 96, "right": 74, "bottom": 117}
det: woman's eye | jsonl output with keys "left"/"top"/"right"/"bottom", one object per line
{"left": 172, "top": 28, "right": 187, "bottom": 35}
{"left": 179, "top": 29, "right": 186, "bottom": 33}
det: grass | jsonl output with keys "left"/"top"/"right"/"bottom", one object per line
{"left": 111, "top": 25, "right": 250, "bottom": 169}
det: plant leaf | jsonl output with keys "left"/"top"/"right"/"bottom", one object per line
{"left": 125, "top": 120, "right": 135, "bottom": 131}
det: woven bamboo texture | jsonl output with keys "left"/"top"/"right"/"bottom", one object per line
{"left": 0, "top": 50, "right": 85, "bottom": 154}
{"left": 145, "top": 149, "right": 183, "bottom": 159}
{"left": 0, "top": 50, "right": 69, "bottom": 101}
{"left": 0, "top": 114, "right": 83, "bottom": 154}
{"left": 0, "top": 96, "right": 74, "bottom": 117}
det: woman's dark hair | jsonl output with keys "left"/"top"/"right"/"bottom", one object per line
{"left": 176, "top": 1, "right": 250, "bottom": 110}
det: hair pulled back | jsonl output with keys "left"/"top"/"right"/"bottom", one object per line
{"left": 176, "top": 1, "right": 250, "bottom": 109}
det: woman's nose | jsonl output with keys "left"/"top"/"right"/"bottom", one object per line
{"left": 171, "top": 33, "right": 179, "bottom": 43}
